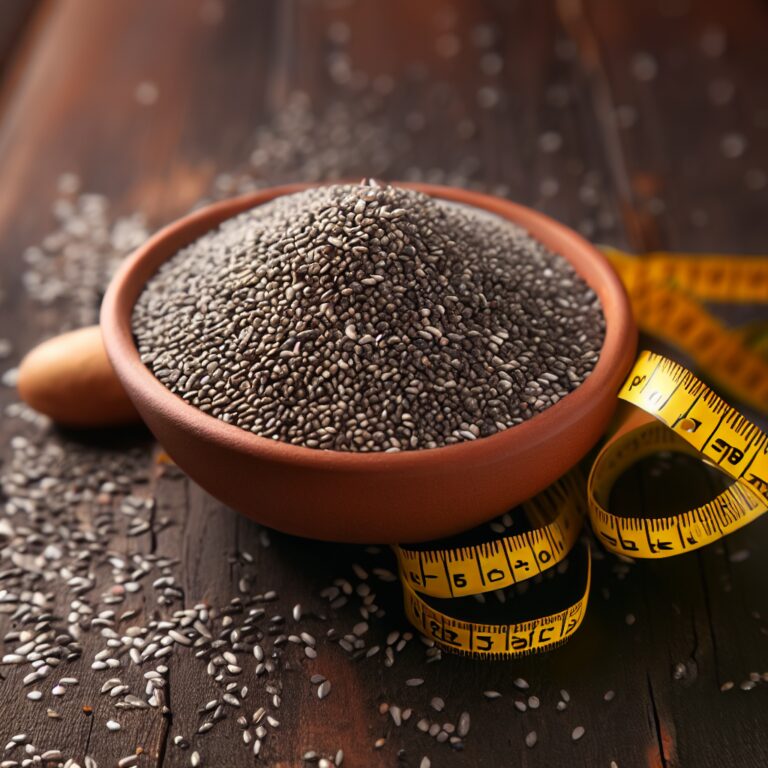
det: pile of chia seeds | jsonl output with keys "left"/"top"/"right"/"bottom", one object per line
{"left": 132, "top": 181, "right": 604, "bottom": 451}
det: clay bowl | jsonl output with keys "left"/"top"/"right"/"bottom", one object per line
{"left": 101, "top": 183, "right": 637, "bottom": 543}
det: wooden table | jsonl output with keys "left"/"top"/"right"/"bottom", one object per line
{"left": 0, "top": 1, "right": 766, "bottom": 766}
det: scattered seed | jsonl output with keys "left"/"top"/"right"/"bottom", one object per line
{"left": 430, "top": 697, "right": 445, "bottom": 712}
{"left": 317, "top": 681, "right": 331, "bottom": 700}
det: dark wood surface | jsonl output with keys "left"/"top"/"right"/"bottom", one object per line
{"left": 0, "top": 1, "right": 766, "bottom": 766}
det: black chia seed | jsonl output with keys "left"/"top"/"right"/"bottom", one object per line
{"left": 132, "top": 181, "right": 604, "bottom": 451}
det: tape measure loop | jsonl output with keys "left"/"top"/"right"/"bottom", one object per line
{"left": 588, "top": 351, "right": 768, "bottom": 559}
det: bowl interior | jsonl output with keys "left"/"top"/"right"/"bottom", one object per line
{"left": 102, "top": 182, "right": 636, "bottom": 471}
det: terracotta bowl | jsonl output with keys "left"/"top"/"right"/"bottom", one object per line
{"left": 101, "top": 183, "right": 637, "bottom": 543}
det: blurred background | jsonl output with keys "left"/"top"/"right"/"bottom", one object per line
{"left": 1, "top": 0, "right": 766, "bottom": 371}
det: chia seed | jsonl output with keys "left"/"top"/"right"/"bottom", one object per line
{"left": 133, "top": 182, "right": 604, "bottom": 452}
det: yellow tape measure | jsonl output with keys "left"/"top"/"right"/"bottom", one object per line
{"left": 395, "top": 351, "right": 767, "bottom": 659}
{"left": 603, "top": 247, "right": 768, "bottom": 304}
{"left": 590, "top": 351, "right": 767, "bottom": 557}
{"left": 396, "top": 250, "right": 767, "bottom": 659}
{"left": 603, "top": 247, "right": 768, "bottom": 414}
{"left": 394, "top": 473, "right": 589, "bottom": 659}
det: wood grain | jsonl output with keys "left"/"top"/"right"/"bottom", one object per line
{"left": 0, "top": 1, "right": 765, "bottom": 766}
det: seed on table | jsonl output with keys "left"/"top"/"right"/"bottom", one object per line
{"left": 406, "top": 678, "right": 424, "bottom": 687}
{"left": 169, "top": 630, "right": 192, "bottom": 646}
{"left": 118, "top": 757, "right": 138, "bottom": 768}
{"left": 603, "top": 690, "right": 615, "bottom": 701}
{"left": 483, "top": 690, "right": 502, "bottom": 699}
{"left": 514, "top": 678, "right": 529, "bottom": 690}
{"left": 525, "top": 731, "right": 538, "bottom": 748}
{"left": 430, "top": 697, "right": 445, "bottom": 712}
{"left": 26, "top": 691, "right": 42, "bottom": 701}
{"left": 190, "top": 752, "right": 201, "bottom": 767}
{"left": 457, "top": 711, "right": 471, "bottom": 737}
{"left": 420, "top": 758, "right": 431, "bottom": 768}
{"left": 317, "top": 681, "right": 331, "bottom": 699}
{"left": 572, "top": 726, "right": 585, "bottom": 741}
{"left": 352, "top": 622, "right": 368, "bottom": 636}
{"left": 374, "top": 738, "right": 386, "bottom": 749}
{"left": 106, "top": 720, "right": 121, "bottom": 732}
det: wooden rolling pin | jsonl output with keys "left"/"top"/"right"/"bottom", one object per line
{"left": 17, "top": 325, "right": 140, "bottom": 427}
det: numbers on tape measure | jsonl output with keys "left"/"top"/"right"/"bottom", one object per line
{"left": 621, "top": 353, "right": 768, "bottom": 489}
{"left": 588, "top": 351, "right": 768, "bottom": 558}
{"left": 394, "top": 474, "right": 583, "bottom": 599}
{"left": 396, "top": 350, "right": 767, "bottom": 659}
{"left": 401, "top": 543, "right": 591, "bottom": 659}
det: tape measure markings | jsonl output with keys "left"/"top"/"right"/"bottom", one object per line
{"left": 588, "top": 351, "right": 767, "bottom": 559}
{"left": 622, "top": 353, "right": 768, "bottom": 484}
{"left": 395, "top": 242, "right": 768, "bottom": 658}
{"left": 395, "top": 476, "right": 582, "bottom": 599}
{"left": 603, "top": 246, "right": 768, "bottom": 414}
{"left": 401, "top": 542, "right": 591, "bottom": 659}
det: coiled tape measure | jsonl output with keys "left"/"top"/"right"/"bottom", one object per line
{"left": 394, "top": 249, "right": 768, "bottom": 659}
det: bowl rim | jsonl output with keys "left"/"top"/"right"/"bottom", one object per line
{"left": 101, "top": 182, "right": 635, "bottom": 472}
